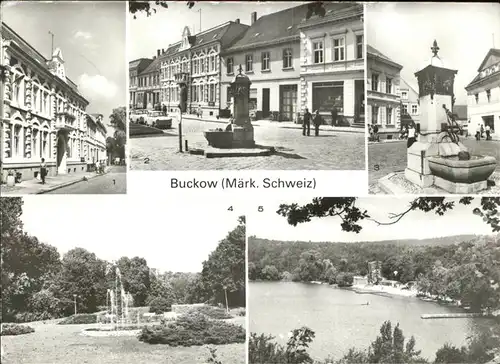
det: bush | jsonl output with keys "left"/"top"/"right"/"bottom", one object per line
{"left": 1, "top": 323, "right": 35, "bottom": 336}
{"left": 149, "top": 297, "right": 172, "bottom": 314}
{"left": 336, "top": 272, "right": 354, "bottom": 287}
{"left": 138, "top": 312, "right": 245, "bottom": 346}
{"left": 58, "top": 313, "right": 97, "bottom": 325}
{"left": 188, "top": 305, "right": 232, "bottom": 320}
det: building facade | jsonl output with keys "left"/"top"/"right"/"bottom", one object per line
{"left": 399, "top": 78, "right": 420, "bottom": 127}
{"left": 299, "top": 3, "right": 365, "bottom": 126}
{"left": 367, "top": 45, "right": 402, "bottom": 139}
{"left": 1, "top": 23, "right": 107, "bottom": 182}
{"left": 221, "top": 9, "right": 304, "bottom": 122}
{"left": 129, "top": 58, "right": 153, "bottom": 109}
{"left": 465, "top": 48, "right": 500, "bottom": 135}
{"left": 159, "top": 21, "right": 249, "bottom": 116}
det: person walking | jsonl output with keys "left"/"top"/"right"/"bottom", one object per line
{"left": 331, "top": 106, "right": 338, "bottom": 127}
{"left": 302, "top": 108, "right": 312, "bottom": 136}
{"left": 485, "top": 124, "right": 491, "bottom": 140}
{"left": 475, "top": 124, "right": 481, "bottom": 141}
{"left": 373, "top": 123, "right": 380, "bottom": 142}
{"left": 480, "top": 124, "right": 485, "bottom": 139}
{"left": 40, "top": 158, "right": 47, "bottom": 184}
{"left": 313, "top": 110, "right": 322, "bottom": 136}
{"left": 407, "top": 123, "right": 417, "bottom": 148}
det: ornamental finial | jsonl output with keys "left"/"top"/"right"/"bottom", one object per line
{"left": 431, "top": 40, "right": 440, "bottom": 57}
{"left": 238, "top": 64, "right": 243, "bottom": 75}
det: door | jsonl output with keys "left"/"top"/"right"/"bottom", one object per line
{"left": 262, "top": 88, "right": 270, "bottom": 118}
{"left": 355, "top": 79, "right": 365, "bottom": 122}
{"left": 280, "top": 85, "right": 297, "bottom": 121}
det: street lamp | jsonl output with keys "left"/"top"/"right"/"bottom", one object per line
{"left": 175, "top": 72, "right": 189, "bottom": 152}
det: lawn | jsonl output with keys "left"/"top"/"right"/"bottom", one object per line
{"left": 2, "top": 314, "right": 246, "bottom": 364}
{"left": 129, "top": 123, "right": 168, "bottom": 137}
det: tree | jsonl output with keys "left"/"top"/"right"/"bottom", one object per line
{"left": 434, "top": 344, "right": 468, "bottom": 363}
{"left": 248, "top": 262, "right": 259, "bottom": 281}
{"left": 129, "top": 1, "right": 195, "bottom": 19}
{"left": 277, "top": 197, "right": 500, "bottom": 233}
{"left": 109, "top": 106, "right": 126, "bottom": 132}
{"left": 261, "top": 265, "right": 281, "bottom": 281}
{"left": 296, "top": 250, "right": 323, "bottom": 282}
{"left": 116, "top": 256, "right": 151, "bottom": 306}
{"left": 335, "top": 272, "right": 354, "bottom": 287}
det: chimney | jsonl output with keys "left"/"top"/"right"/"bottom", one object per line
{"left": 251, "top": 11, "right": 257, "bottom": 25}
{"left": 157, "top": 49, "right": 161, "bottom": 57}
{"left": 235, "top": 18, "right": 240, "bottom": 24}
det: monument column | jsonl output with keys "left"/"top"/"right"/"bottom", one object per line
{"left": 230, "top": 65, "right": 254, "bottom": 148}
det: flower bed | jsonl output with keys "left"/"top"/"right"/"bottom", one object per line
{"left": 1, "top": 323, "right": 35, "bottom": 336}
{"left": 58, "top": 313, "right": 97, "bottom": 325}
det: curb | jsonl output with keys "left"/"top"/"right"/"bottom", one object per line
{"left": 36, "top": 172, "right": 108, "bottom": 195}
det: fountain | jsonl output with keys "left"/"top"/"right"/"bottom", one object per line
{"left": 384, "top": 40, "right": 496, "bottom": 194}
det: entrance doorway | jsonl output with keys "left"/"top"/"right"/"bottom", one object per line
{"left": 56, "top": 132, "right": 67, "bottom": 175}
{"left": 355, "top": 79, "right": 365, "bottom": 122}
{"left": 262, "top": 88, "right": 270, "bottom": 118}
{"left": 280, "top": 85, "right": 297, "bottom": 121}
{"left": 483, "top": 115, "right": 494, "bottom": 131}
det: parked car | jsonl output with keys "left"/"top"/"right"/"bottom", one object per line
{"left": 145, "top": 110, "right": 172, "bottom": 129}
{"left": 130, "top": 109, "right": 147, "bottom": 124}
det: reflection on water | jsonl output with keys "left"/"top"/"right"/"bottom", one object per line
{"left": 250, "top": 282, "right": 492, "bottom": 361}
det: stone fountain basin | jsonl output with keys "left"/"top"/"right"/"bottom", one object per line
{"left": 81, "top": 325, "right": 142, "bottom": 337}
{"left": 204, "top": 130, "right": 233, "bottom": 149}
{"left": 428, "top": 155, "right": 496, "bottom": 183}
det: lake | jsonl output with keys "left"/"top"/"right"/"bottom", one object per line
{"left": 249, "top": 281, "right": 493, "bottom": 361}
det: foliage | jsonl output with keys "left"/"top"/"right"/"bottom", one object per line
{"left": 335, "top": 272, "right": 354, "bottom": 287}
{"left": 260, "top": 265, "right": 281, "bottom": 281}
{"left": 138, "top": 312, "right": 245, "bottom": 346}
{"left": 434, "top": 343, "right": 468, "bottom": 363}
{"left": 58, "top": 313, "right": 98, "bottom": 325}
{"left": 129, "top": 1, "right": 195, "bottom": 19}
{"left": 0, "top": 323, "right": 35, "bottom": 336}
{"left": 188, "top": 305, "right": 232, "bottom": 320}
{"left": 149, "top": 297, "right": 172, "bottom": 314}
{"left": 249, "top": 326, "right": 315, "bottom": 364}
{"left": 277, "top": 197, "right": 500, "bottom": 233}
{"left": 205, "top": 346, "right": 223, "bottom": 364}
{"left": 106, "top": 106, "right": 127, "bottom": 160}
{"left": 115, "top": 256, "right": 151, "bottom": 306}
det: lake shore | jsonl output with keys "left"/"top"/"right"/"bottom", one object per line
{"left": 350, "top": 284, "right": 418, "bottom": 298}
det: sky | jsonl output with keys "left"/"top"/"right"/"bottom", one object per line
{"left": 2, "top": 1, "right": 127, "bottom": 125}
{"left": 248, "top": 197, "right": 494, "bottom": 243}
{"left": 20, "top": 196, "right": 241, "bottom": 273}
{"left": 367, "top": 2, "right": 500, "bottom": 105}
{"left": 129, "top": 1, "right": 306, "bottom": 60}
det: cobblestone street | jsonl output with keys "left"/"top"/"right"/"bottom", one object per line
{"left": 368, "top": 138, "right": 500, "bottom": 187}
{"left": 130, "top": 118, "right": 365, "bottom": 170}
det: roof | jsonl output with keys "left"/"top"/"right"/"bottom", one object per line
{"left": 129, "top": 58, "right": 153, "bottom": 69}
{"left": 2, "top": 22, "right": 85, "bottom": 100}
{"left": 368, "top": 44, "right": 403, "bottom": 70}
{"left": 226, "top": 3, "right": 359, "bottom": 53}
{"left": 140, "top": 56, "right": 161, "bottom": 75}
{"left": 399, "top": 78, "right": 418, "bottom": 96}
{"left": 466, "top": 48, "right": 500, "bottom": 90}
{"left": 298, "top": 2, "right": 363, "bottom": 30}
{"left": 452, "top": 105, "right": 467, "bottom": 120}
{"left": 477, "top": 48, "right": 500, "bottom": 72}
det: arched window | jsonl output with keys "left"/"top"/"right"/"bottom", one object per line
{"left": 32, "top": 123, "right": 40, "bottom": 159}
{"left": 12, "top": 67, "right": 25, "bottom": 106}
{"left": 209, "top": 78, "right": 217, "bottom": 103}
{"left": 42, "top": 126, "right": 49, "bottom": 159}
{"left": 13, "top": 123, "right": 23, "bottom": 158}
{"left": 193, "top": 55, "right": 199, "bottom": 74}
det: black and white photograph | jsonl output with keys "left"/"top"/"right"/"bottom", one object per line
{"left": 0, "top": 196, "right": 246, "bottom": 364}
{"left": 128, "top": 1, "right": 366, "bottom": 170}
{"left": 366, "top": 2, "right": 500, "bottom": 195}
{"left": 248, "top": 196, "right": 500, "bottom": 364}
{"left": 1, "top": 1, "right": 127, "bottom": 195}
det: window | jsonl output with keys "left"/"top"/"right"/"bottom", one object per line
{"left": 312, "top": 82, "right": 344, "bottom": 114}
{"left": 14, "top": 125, "right": 22, "bottom": 157}
{"left": 486, "top": 89, "right": 491, "bottom": 102}
{"left": 402, "top": 104, "right": 408, "bottom": 115}
{"left": 209, "top": 83, "right": 215, "bottom": 102}
{"left": 372, "top": 106, "right": 379, "bottom": 124}
{"left": 283, "top": 48, "right": 292, "bottom": 69}
{"left": 210, "top": 55, "right": 216, "bottom": 72}
{"left": 227, "top": 86, "right": 231, "bottom": 102}
{"left": 42, "top": 130, "right": 48, "bottom": 158}
{"left": 401, "top": 91, "right": 408, "bottom": 100}
{"left": 32, "top": 129, "right": 39, "bottom": 158}
{"left": 245, "top": 54, "right": 253, "bottom": 72}
{"left": 313, "top": 41, "right": 323, "bottom": 64}
{"left": 386, "top": 78, "right": 392, "bottom": 94}
{"left": 386, "top": 107, "right": 392, "bottom": 125}
{"left": 200, "top": 84, "right": 204, "bottom": 102}
{"left": 227, "top": 57, "right": 234, "bottom": 74}
{"left": 411, "top": 104, "right": 418, "bottom": 114}
{"left": 356, "top": 35, "right": 363, "bottom": 59}
{"left": 475, "top": 93, "right": 479, "bottom": 104}
{"left": 333, "top": 37, "right": 345, "bottom": 61}
{"left": 371, "top": 74, "right": 378, "bottom": 91}
{"left": 261, "top": 52, "right": 270, "bottom": 71}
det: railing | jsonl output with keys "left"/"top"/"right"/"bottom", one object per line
{"left": 174, "top": 72, "right": 190, "bottom": 84}
{"left": 302, "top": 58, "right": 363, "bottom": 74}
{"left": 54, "top": 112, "right": 76, "bottom": 130}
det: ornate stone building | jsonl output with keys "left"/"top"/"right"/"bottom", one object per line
{"left": 159, "top": 21, "right": 249, "bottom": 116}
{"left": 129, "top": 58, "right": 153, "bottom": 109}
{"left": 1, "top": 23, "right": 106, "bottom": 181}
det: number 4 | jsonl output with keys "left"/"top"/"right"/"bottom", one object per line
{"left": 228, "top": 206, "right": 233, "bottom": 211}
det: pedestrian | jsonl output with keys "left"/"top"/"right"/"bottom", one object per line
{"left": 162, "top": 104, "right": 167, "bottom": 115}
{"left": 475, "top": 124, "right": 481, "bottom": 141}
{"left": 485, "top": 124, "right": 491, "bottom": 141}
{"left": 197, "top": 104, "right": 203, "bottom": 119}
{"left": 331, "top": 106, "right": 338, "bottom": 127}
{"left": 373, "top": 123, "right": 380, "bottom": 142}
{"left": 40, "top": 158, "right": 47, "bottom": 184}
{"left": 407, "top": 123, "right": 416, "bottom": 148}
{"left": 313, "top": 110, "right": 322, "bottom": 136}
{"left": 302, "top": 108, "right": 311, "bottom": 136}
{"left": 480, "top": 124, "right": 485, "bottom": 139}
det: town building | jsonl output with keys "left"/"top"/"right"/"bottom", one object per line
{"left": 299, "top": 3, "right": 364, "bottom": 126}
{"left": 129, "top": 58, "right": 153, "bottom": 109}
{"left": 465, "top": 48, "right": 500, "bottom": 135}
{"left": 367, "top": 45, "right": 402, "bottom": 139}
{"left": 85, "top": 113, "right": 107, "bottom": 164}
{"left": 452, "top": 104, "right": 468, "bottom": 129}
{"left": 1, "top": 23, "right": 107, "bottom": 182}
{"left": 159, "top": 21, "right": 249, "bottom": 116}
{"left": 221, "top": 8, "right": 304, "bottom": 122}
{"left": 399, "top": 78, "right": 420, "bottom": 127}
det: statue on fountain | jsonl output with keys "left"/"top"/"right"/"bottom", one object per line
{"left": 404, "top": 40, "right": 496, "bottom": 193}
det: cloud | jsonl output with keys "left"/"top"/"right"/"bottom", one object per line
{"left": 78, "top": 74, "right": 117, "bottom": 99}
{"left": 74, "top": 31, "right": 92, "bottom": 40}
